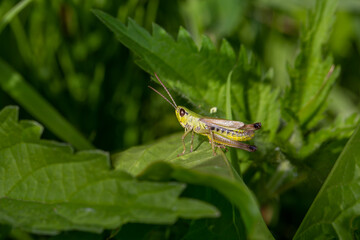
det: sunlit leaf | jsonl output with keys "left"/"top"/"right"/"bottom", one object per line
{"left": 284, "top": 0, "right": 339, "bottom": 129}
{"left": 0, "top": 106, "right": 218, "bottom": 234}
{"left": 113, "top": 133, "right": 274, "bottom": 240}
{"left": 294, "top": 122, "right": 360, "bottom": 239}
{"left": 93, "top": 9, "right": 280, "bottom": 140}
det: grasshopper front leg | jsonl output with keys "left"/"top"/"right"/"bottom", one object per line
{"left": 190, "top": 131, "right": 195, "bottom": 152}
{"left": 179, "top": 127, "right": 193, "bottom": 156}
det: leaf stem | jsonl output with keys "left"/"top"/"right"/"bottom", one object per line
{"left": 0, "top": 0, "right": 33, "bottom": 34}
{"left": 225, "top": 70, "right": 241, "bottom": 176}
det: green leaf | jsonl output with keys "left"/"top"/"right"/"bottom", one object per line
{"left": 284, "top": 0, "right": 339, "bottom": 129}
{"left": 0, "top": 106, "right": 219, "bottom": 234}
{"left": 180, "top": 0, "right": 246, "bottom": 42}
{"left": 113, "top": 133, "right": 235, "bottom": 179}
{"left": 225, "top": 71, "right": 233, "bottom": 120}
{"left": 294, "top": 122, "right": 360, "bottom": 239}
{"left": 232, "top": 47, "right": 281, "bottom": 139}
{"left": 0, "top": 60, "right": 93, "bottom": 150}
{"left": 299, "top": 114, "right": 357, "bottom": 157}
{"left": 246, "top": 79, "right": 280, "bottom": 141}
{"left": 93, "top": 9, "right": 280, "bottom": 139}
{"left": 140, "top": 163, "right": 273, "bottom": 240}
{"left": 112, "top": 133, "right": 274, "bottom": 240}
{"left": 92, "top": 9, "right": 234, "bottom": 111}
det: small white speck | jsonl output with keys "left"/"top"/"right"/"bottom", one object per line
{"left": 210, "top": 107, "right": 217, "bottom": 114}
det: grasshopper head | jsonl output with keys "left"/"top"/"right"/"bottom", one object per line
{"left": 175, "top": 106, "right": 191, "bottom": 128}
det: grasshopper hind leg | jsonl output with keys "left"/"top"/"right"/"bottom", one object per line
{"left": 209, "top": 130, "right": 217, "bottom": 156}
{"left": 196, "top": 128, "right": 220, "bottom": 156}
{"left": 211, "top": 133, "right": 257, "bottom": 152}
{"left": 210, "top": 141, "right": 229, "bottom": 152}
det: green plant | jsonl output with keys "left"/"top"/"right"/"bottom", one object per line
{"left": 0, "top": 0, "right": 359, "bottom": 239}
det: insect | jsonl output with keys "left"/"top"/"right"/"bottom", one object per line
{"left": 149, "top": 73, "right": 261, "bottom": 156}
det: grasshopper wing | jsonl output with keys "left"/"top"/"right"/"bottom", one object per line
{"left": 200, "top": 118, "right": 261, "bottom": 130}
{"left": 199, "top": 118, "right": 245, "bottom": 130}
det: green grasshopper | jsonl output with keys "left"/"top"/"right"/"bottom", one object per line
{"left": 149, "top": 73, "right": 261, "bottom": 156}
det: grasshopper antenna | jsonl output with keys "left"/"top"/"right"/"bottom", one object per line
{"left": 154, "top": 73, "right": 177, "bottom": 108}
{"left": 148, "top": 85, "right": 176, "bottom": 109}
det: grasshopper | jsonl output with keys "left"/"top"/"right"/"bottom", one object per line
{"left": 149, "top": 73, "right": 261, "bottom": 156}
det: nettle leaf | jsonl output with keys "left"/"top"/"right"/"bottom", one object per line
{"left": 299, "top": 114, "right": 358, "bottom": 158}
{"left": 113, "top": 133, "right": 234, "bottom": 179}
{"left": 93, "top": 10, "right": 280, "bottom": 137}
{"left": 284, "top": 0, "right": 339, "bottom": 129}
{"left": 232, "top": 47, "right": 281, "bottom": 140}
{"left": 112, "top": 133, "right": 274, "bottom": 240}
{"left": 180, "top": 0, "right": 246, "bottom": 40}
{"left": 0, "top": 106, "right": 218, "bottom": 234}
{"left": 92, "top": 9, "right": 232, "bottom": 110}
{"left": 294, "top": 122, "right": 360, "bottom": 239}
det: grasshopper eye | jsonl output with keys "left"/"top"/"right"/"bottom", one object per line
{"left": 180, "top": 108, "right": 186, "bottom": 117}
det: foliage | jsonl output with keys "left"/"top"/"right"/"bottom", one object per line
{"left": 113, "top": 133, "right": 272, "bottom": 239}
{"left": 294, "top": 122, "right": 360, "bottom": 239}
{"left": 0, "top": 0, "right": 360, "bottom": 239}
{"left": 0, "top": 106, "right": 218, "bottom": 234}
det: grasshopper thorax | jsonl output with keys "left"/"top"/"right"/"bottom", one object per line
{"left": 175, "top": 106, "right": 202, "bottom": 130}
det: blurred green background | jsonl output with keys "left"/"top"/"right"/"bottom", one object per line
{"left": 1, "top": 0, "right": 359, "bottom": 151}
{"left": 1, "top": 0, "right": 360, "bottom": 239}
